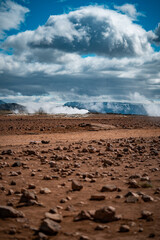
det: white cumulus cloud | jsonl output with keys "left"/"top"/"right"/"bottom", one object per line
{"left": 4, "top": 5, "right": 153, "bottom": 57}
{"left": 114, "top": 4, "right": 143, "bottom": 20}
{"left": 0, "top": 0, "right": 29, "bottom": 39}
{"left": 0, "top": 4, "right": 160, "bottom": 102}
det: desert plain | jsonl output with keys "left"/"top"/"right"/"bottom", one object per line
{"left": 0, "top": 113, "right": 160, "bottom": 240}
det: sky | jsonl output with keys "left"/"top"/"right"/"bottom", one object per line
{"left": 0, "top": 0, "right": 160, "bottom": 106}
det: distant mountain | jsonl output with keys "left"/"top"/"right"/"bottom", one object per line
{"left": 0, "top": 100, "right": 6, "bottom": 105}
{"left": 0, "top": 102, "right": 26, "bottom": 112}
{"left": 64, "top": 102, "right": 148, "bottom": 115}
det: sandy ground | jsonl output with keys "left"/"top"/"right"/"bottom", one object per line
{"left": 0, "top": 114, "right": 160, "bottom": 240}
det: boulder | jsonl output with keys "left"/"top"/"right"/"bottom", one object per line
{"left": 72, "top": 180, "right": 83, "bottom": 191}
{"left": 0, "top": 206, "right": 24, "bottom": 218}
{"left": 39, "top": 219, "right": 61, "bottom": 235}
{"left": 93, "top": 206, "right": 118, "bottom": 223}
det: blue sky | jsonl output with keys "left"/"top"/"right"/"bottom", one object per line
{"left": 0, "top": 0, "right": 160, "bottom": 106}
{"left": 6, "top": 0, "right": 160, "bottom": 34}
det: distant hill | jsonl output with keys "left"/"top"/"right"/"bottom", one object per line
{"left": 0, "top": 100, "right": 6, "bottom": 105}
{"left": 64, "top": 102, "right": 148, "bottom": 116}
{"left": 0, "top": 102, "right": 26, "bottom": 112}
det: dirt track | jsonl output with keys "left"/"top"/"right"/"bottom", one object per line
{"left": 0, "top": 128, "right": 159, "bottom": 147}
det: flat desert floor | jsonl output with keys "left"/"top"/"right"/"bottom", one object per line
{"left": 0, "top": 114, "right": 160, "bottom": 240}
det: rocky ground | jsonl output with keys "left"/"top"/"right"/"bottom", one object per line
{"left": 0, "top": 114, "right": 160, "bottom": 240}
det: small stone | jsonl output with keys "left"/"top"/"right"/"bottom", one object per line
{"left": 93, "top": 206, "right": 118, "bottom": 223}
{"left": 39, "top": 218, "right": 61, "bottom": 235}
{"left": 28, "top": 184, "right": 36, "bottom": 189}
{"left": 49, "top": 208, "right": 58, "bottom": 214}
{"left": 90, "top": 195, "right": 105, "bottom": 201}
{"left": 12, "top": 161, "right": 22, "bottom": 167}
{"left": 38, "top": 232, "right": 48, "bottom": 240}
{"left": 65, "top": 205, "right": 75, "bottom": 212}
{"left": 125, "top": 195, "right": 138, "bottom": 203}
{"left": 45, "top": 212, "right": 62, "bottom": 223}
{"left": 128, "top": 179, "right": 140, "bottom": 188}
{"left": 95, "top": 224, "right": 108, "bottom": 230}
{"left": 115, "top": 195, "right": 123, "bottom": 199}
{"left": 74, "top": 210, "right": 92, "bottom": 221}
{"left": 141, "top": 210, "right": 153, "bottom": 221}
{"left": 60, "top": 198, "right": 67, "bottom": 203}
{"left": 142, "top": 194, "right": 154, "bottom": 202}
{"left": 10, "top": 171, "right": 18, "bottom": 176}
{"left": 154, "top": 187, "right": 160, "bottom": 194}
{"left": 101, "top": 185, "right": 117, "bottom": 192}
{"left": 41, "top": 140, "right": 50, "bottom": 144}
{"left": 139, "top": 228, "right": 144, "bottom": 232}
{"left": 8, "top": 227, "right": 17, "bottom": 235}
{"left": 125, "top": 192, "right": 139, "bottom": 203}
{"left": 0, "top": 206, "right": 24, "bottom": 218}
{"left": 1, "top": 149, "right": 13, "bottom": 155}
{"left": 140, "top": 176, "right": 150, "bottom": 181}
{"left": 7, "top": 189, "right": 14, "bottom": 195}
{"left": 148, "top": 233, "right": 155, "bottom": 238}
{"left": 72, "top": 180, "right": 83, "bottom": 191}
{"left": 19, "top": 190, "right": 38, "bottom": 203}
{"left": 79, "top": 235, "right": 90, "bottom": 240}
{"left": 40, "top": 188, "right": 51, "bottom": 194}
{"left": 129, "top": 174, "right": 141, "bottom": 179}
{"left": 103, "top": 159, "right": 113, "bottom": 166}
{"left": 10, "top": 180, "right": 16, "bottom": 185}
{"left": 24, "top": 150, "right": 36, "bottom": 156}
{"left": 43, "top": 175, "right": 52, "bottom": 180}
{"left": 119, "top": 224, "right": 130, "bottom": 232}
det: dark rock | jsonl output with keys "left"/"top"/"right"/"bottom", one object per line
{"left": 125, "top": 192, "right": 139, "bottom": 203}
{"left": 28, "top": 184, "right": 36, "bottom": 189}
{"left": 41, "top": 140, "right": 50, "bottom": 144}
{"left": 142, "top": 194, "right": 154, "bottom": 202}
{"left": 44, "top": 213, "right": 62, "bottom": 223}
{"left": 10, "top": 171, "right": 18, "bottom": 176}
{"left": 12, "top": 161, "right": 22, "bottom": 167}
{"left": 24, "top": 150, "right": 36, "bottom": 156}
{"left": 60, "top": 198, "right": 67, "bottom": 203}
{"left": 79, "top": 235, "right": 90, "bottom": 240}
{"left": 72, "top": 180, "right": 83, "bottom": 191}
{"left": 43, "top": 175, "right": 52, "bottom": 180}
{"left": 90, "top": 195, "right": 105, "bottom": 201}
{"left": 119, "top": 224, "right": 130, "bottom": 232}
{"left": 74, "top": 210, "right": 92, "bottom": 221}
{"left": 49, "top": 208, "right": 58, "bottom": 214}
{"left": 10, "top": 180, "right": 16, "bottom": 185}
{"left": 128, "top": 179, "right": 140, "bottom": 188}
{"left": 141, "top": 210, "right": 153, "bottom": 221}
{"left": 38, "top": 232, "right": 48, "bottom": 240}
{"left": 19, "top": 190, "right": 38, "bottom": 203}
{"left": 101, "top": 185, "right": 117, "bottom": 192}
{"left": 93, "top": 206, "right": 118, "bottom": 223}
{"left": 40, "top": 188, "right": 51, "bottom": 194}
{"left": 103, "top": 159, "right": 113, "bottom": 166}
{"left": 1, "top": 149, "right": 13, "bottom": 155}
{"left": 95, "top": 224, "right": 108, "bottom": 230}
{"left": 8, "top": 227, "right": 17, "bottom": 235}
{"left": 0, "top": 206, "right": 24, "bottom": 218}
{"left": 39, "top": 219, "right": 61, "bottom": 235}
{"left": 148, "top": 233, "right": 155, "bottom": 238}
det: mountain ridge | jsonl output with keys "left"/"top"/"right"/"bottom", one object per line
{"left": 0, "top": 101, "right": 26, "bottom": 112}
{"left": 64, "top": 101, "right": 148, "bottom": 115}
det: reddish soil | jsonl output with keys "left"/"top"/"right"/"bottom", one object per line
{"left": 0, "top": 114, "right": 160, "bottom": 240}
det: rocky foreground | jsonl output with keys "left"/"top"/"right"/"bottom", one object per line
{"left": 0, "top": 114, "right": 160, "bottom": 240}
